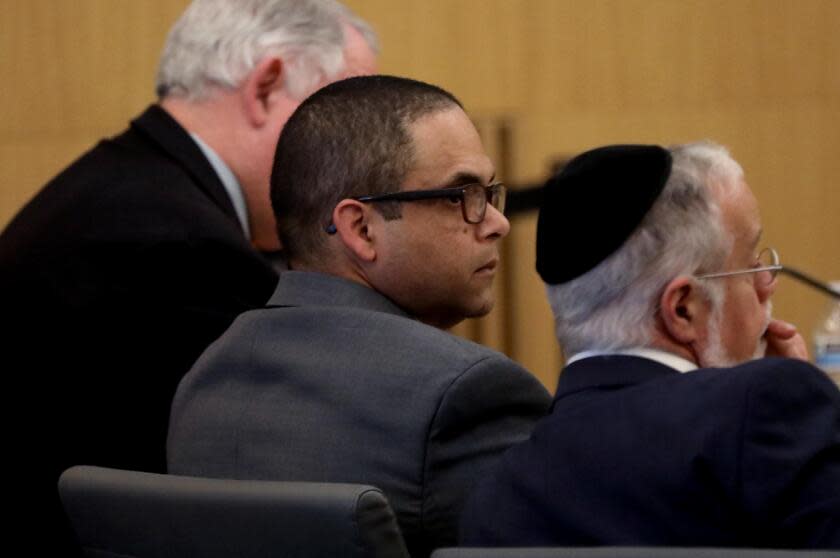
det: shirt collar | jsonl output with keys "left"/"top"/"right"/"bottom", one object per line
{"left": 566, "top": 347, "right": 698, "bottom": 373}
{"left": 266, "top": 271, "right": 411, "bottom": 319}
{"left": 190, "top": 133, "right": 250, "bottom": 239}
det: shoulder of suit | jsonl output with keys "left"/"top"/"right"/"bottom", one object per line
{"left": 723, "top": 357, "right": 826, "bottom": 382}
{"left": 703, "top": 357, "right": 839, "bottom": 403}
{"left": 386, "top": 312, "right": 516, "bottom": 361}
{"left": 239, "top": 301, "right": 520, "bottom": 371}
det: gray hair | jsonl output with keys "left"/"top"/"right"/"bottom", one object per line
{"left": 545, "top": 141, "right": 743, "bottom": 355}
{"left": 155, "top": 0, "right": 378, "bottom": 101}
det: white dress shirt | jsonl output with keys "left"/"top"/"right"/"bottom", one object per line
{"left": 566, "top": 347, "right": 698, "bottom": 373}
{"left": 190, "top": 133, "right": 251, "bottom": 239}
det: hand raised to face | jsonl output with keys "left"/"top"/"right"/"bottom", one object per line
{"left": 763, "top": 318, "right": 809, "bottom": 361}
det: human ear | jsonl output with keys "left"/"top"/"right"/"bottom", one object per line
{"left": 332, "top": 200, "right": 377, "bottom": 262}
{"left": 659, "top": 276, "right": 707, "bottom": 345}
{"left": 241, "top": 57, "right": 283, "bottom": 127}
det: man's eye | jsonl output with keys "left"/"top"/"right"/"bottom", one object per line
{"left": 446, "top": 194, "right": 461, "bottom": 204}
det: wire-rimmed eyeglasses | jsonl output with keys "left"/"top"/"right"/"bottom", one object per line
{"left": 696, "top": 247, "right": 781, "bottom": 288}
{"left": 355, "top": 182, "right": 507, "bottom": 225}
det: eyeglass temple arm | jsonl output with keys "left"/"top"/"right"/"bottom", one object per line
{"left": 780, "top": 265, "right": 840, "bottom": 300}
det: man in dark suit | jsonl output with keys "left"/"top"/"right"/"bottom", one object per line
{"left": 0, "top": 0, "right": 376, "bottom": 553}
{"left": 460, "top": 143, "right": 840, "bottom": 548}
{"left": 167, "top": 75, "right": 552, "bottom": 558}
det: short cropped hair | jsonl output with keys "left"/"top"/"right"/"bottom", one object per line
{"left": 545, "top": 141, "right": 743, "bottom": 355}
{"left": 156, "top": 0, "right": 378, "bottom": 101}
{"left": 270, "top": 75, "right": 462, "bottom": 264}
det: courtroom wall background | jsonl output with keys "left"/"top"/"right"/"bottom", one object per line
{"left": 2, "top": 0, "right": 838, "bottom": 391}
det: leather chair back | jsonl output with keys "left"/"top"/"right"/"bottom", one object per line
{"left": 59, "top": 465, "right": 409, "bottom": 558}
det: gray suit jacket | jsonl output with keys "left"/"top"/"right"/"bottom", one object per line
{"left": 168, "top": 271, "right": 551, "bottom": 557}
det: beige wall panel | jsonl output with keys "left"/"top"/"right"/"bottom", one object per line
{"left": 507, "top": 212, "right": 563, "bottom": 392}
{"left": 2, "top": 1, "right": 189, "bottom": 137}
{"left": 1, "top": 0, "right": 189, "bottom": 224}
{"left": 517, "top": 0, "right": 838, "bottom": 111}
{"left": 347, "top": 0, "right": 528, "bottom": 113}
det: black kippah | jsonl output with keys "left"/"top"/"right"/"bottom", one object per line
{"left": 536, "top": 144, "right": 672, "bottom": 285}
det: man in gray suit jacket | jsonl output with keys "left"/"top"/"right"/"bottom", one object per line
{"left": 167, "top": 75, "right": 552, "bottom": 557}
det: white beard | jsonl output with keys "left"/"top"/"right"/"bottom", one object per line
{"left": 700, "top": 300, "right": 773, "bottom": 368}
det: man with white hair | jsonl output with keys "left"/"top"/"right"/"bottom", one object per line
{"left": 460, "top": 143, "right": 840, "bottom": 548}
{"left": 0, "top": 1, "right": 376, "bottom": 553}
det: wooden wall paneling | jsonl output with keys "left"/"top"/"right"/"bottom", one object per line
{"left": 744, "top": 105, "right": 840, "bottom": 338}
{"left": 506, "top": 210, "right": 562, "bottom": 393}
{"left": 347, "top": 0, "right": 527, "bottom": 114}
{"left": 1, "top": 0, "right": 189, "bottom": 226}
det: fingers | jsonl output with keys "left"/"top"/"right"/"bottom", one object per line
{"left": 764, "top": 319, "right": 810, "bottom": 361}
{"left": 765, "top": 319, "right": 798, "bottom": 340}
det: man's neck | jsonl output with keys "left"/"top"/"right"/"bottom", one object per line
{"left": 646, "top": 319, "right": 703, "bottom": 366}
{"left": 159, "top": 97, "right": 280, "bottom": 251}
{"left": 160, "top": 95, "right": 241, "bottom": 153}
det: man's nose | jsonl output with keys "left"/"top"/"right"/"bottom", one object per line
{"left": 480, "top": 204, "right": 510, "bottom": 240}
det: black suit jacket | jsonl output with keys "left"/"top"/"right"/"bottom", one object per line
{"left": 0, "top": 105, "right": 278, "bottom": 553}
{"left": 460, "top": 355, "right": 840, "bottom": 549}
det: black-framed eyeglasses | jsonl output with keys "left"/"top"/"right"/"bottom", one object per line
{"left": 355, "top": 182, "right": 507, "bottom": 225}
{"left": 696, "top": 247, "right": 782, "bottom": 288}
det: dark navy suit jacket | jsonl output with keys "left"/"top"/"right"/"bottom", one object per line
{"left": 460, "top": 355, "right": 840, "bottom": 549}
{"left": 0, "top": 106, "right": 278, "bottom": 554}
